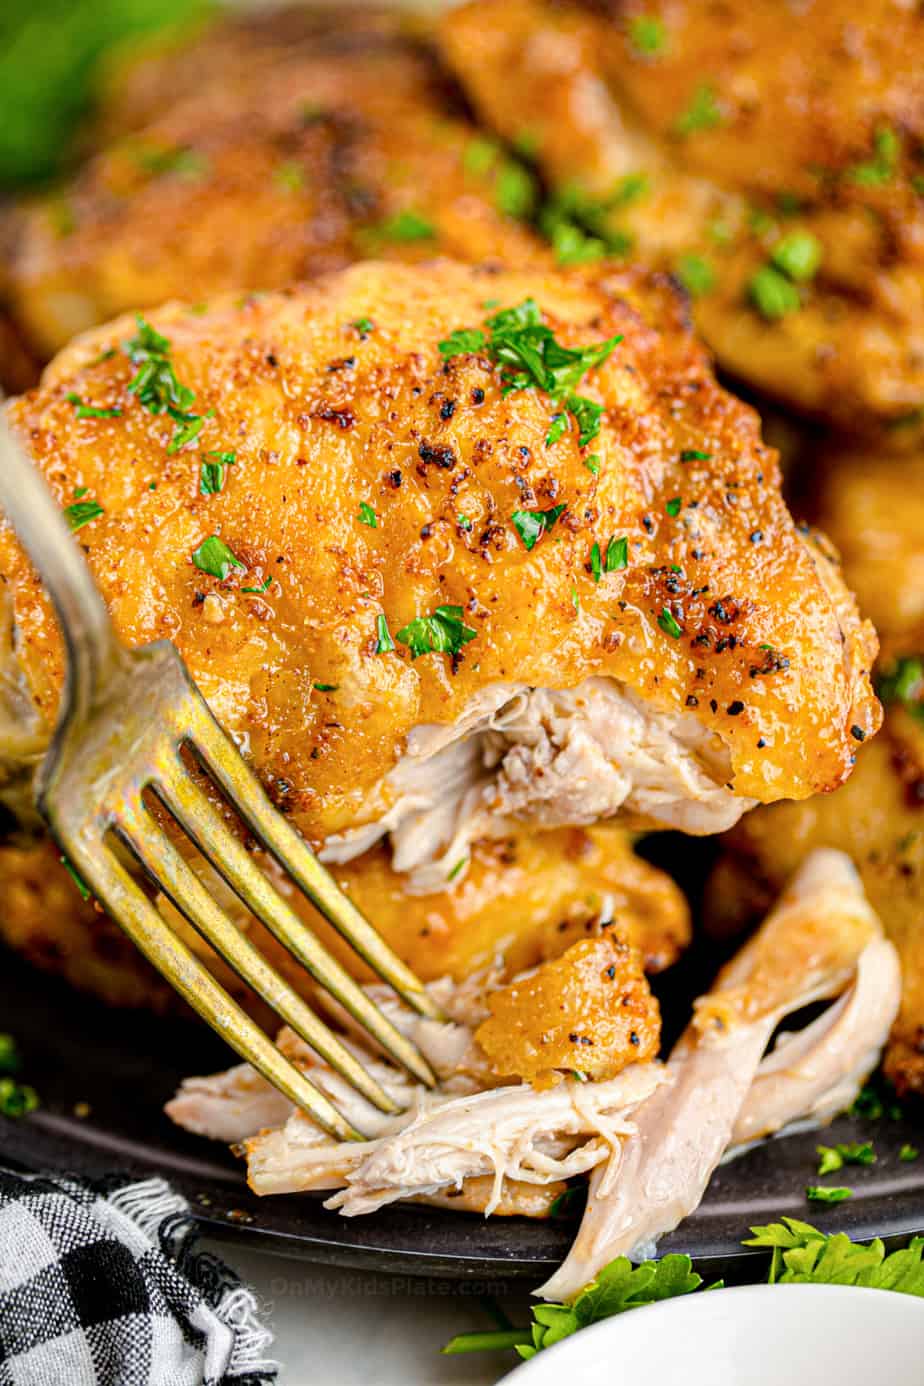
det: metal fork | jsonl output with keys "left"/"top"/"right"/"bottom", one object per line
{"left": 0, "top": 418, "right": 443, "bottom": 1141}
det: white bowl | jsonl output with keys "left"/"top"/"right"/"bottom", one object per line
{"left": 502, "top": 1284, "right": 924, "bottom": 1386}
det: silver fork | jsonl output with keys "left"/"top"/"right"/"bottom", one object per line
{"left": 0, "top": 418, "right": 444, "bottom": 1141}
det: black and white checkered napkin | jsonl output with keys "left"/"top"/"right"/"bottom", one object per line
{"left": 0, "top": 1170, "right": 276, "bottom": 1386}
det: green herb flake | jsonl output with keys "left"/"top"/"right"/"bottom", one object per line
{"left": 65, "top": 392, "right": 122, "bottom": 420}
{"left": 273, "top": 161, "right": 304, "bottom": 192}
{"left": 376, "top": 209, "right": 436, "bottom": 243}
{"left": 64, "top": 496, "right": 105, "bottom": 533}
{"left": 749, "top": 265, "right": 802, "bottom": 320}
{"left": 848, "top": 125, "right": 900, "bottom": 186}
{"left": 680, "top": 448, "right": 712, "bottom": 462}
{"left": 805, "top": 1185, "right": 854, "bottom": 1204}
{"left": 770, "top": 231, "right": 822, "bottom": 282}
{"left": 629, "top": 14, "right": 666, "bottom": 55}
{"left": 358, "top": 501, "right": 378, "bottom": 528}
{"left": 900, "top": 1144, "right": 920, "bottom": 1163}
{"left": 816, "top": 1142, "right": 875, "bottom": 1176}
{"left": 199, "top": 450, "right": 236, "bottom": 495}
{"left": 665, "top": 496, "right": 682, "bottom": 517}
{"left": 0, "top": 1034, "right": 18, "bottom": 1075}
{"left": 584, "top": 454, "right": 601, "bottom": 476}
{"left": 375, "top": 613, "right": 395, "bottom": 654}
{"left": 457, "top": 513, "right": 473, "bottom": 531}
{"left": 658, "top": 606, "right": 683, "bottom": 638}
{"left": 353, "top": 317, "right": 374, "bottom": 335}
{"left": 495, "top": 160, "right": 537, "bottom": 219}
{"left": 241, "top": 576, "right": 272, "bottom": 595}
{"left": 463, "top": 136, "right": 499, "bottom": 176}
{"left": 313, "top": 682, "right": 338, "bottom": 693}
{"left": 511, "top": 504, "right": 567, "bottom": 551}
{"left": 0, "top": 1078, "right": 39, "bottom": 1119}
{"left": 590, "top": 542, "right": 602, "bottom": 583}
{"left": 124, "top": 314, "right": 215, "bottom": 456}
{"left": 439, "top": 327, "right": 487, "bottom": 357}
{"left": 673, "top": 83, "right": 722, "bottom": 137}
{"left": 132, "top": 142, "right": 207, "bottom": 180}
{"left": 605, "top": 535, "right": 629, "bottom": 572}
{"left": 60, "top": 854, "right": 91, "bottom": 899}
{"left": 191, "top": 535, "right": 246, "bottom": 581}
{"left": 447, "top": 856, "right": 468, "bottom": 882}
{"left": 877, "top": 656, "right": 924, "bottom": 721}
{"left": 396, "top": 605, "right": 477, "bottom": 660}
{"left": 571, "top": 586, "right": 580, "bottom": 614}
{"left": 675, "top": 255, "right": 716, "bottom": 297}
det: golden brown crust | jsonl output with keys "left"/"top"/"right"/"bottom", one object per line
{"left": 474, "top": 933, "right": 660, "bottom": 1082}
{"left": 440, "top": 0, "right": 924, "bottom": 440}
{"left": 2, "top": 261, "right": 878, "bottom": 830}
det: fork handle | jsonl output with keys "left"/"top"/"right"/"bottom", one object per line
{"left": 0, "top": 416, "right": 123, "bottom": 724}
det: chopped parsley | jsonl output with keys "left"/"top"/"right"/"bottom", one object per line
{"left": 665, "top": 495, "right": 682, "bottom": 517}
{"left": 900, "top": 1144, "right": 920, "bottom": 1163}
{"left": 199, "top": 450, "right": 236, "bottom": 495}
{"left": 131, "top": 142, "right": 207, "bottom": 179}
{"left": 674, "top": 255, "right": 716, "bottom": 297}
{"left": 374, "top": 614, "right": 395, "bottom": 654}
{"left": 457, "top": 513, "right": 473, "bottom": 531}
{"left": 241, "top": 576, "right": 272, "bottom": 595}
{"left": 0, "top": 1034, "right": 17, "bottom": 1074}
{"left": 680, "top": 448, "right": 712, "bottom": 462}
{"left": 816, "top": 1141, "right": 875, "bottom": 1175}
{"left": 375, "top": 209, "right": 436, "bottom": 242}
{"left": 124, "top": 315, "right": 214, "bottom": 455}
{"left": 439, "top": 298, "right": 621, "bottom": 449}
{"left": 463, "top": 136, "right": 499, "bottom": 175}
{"left": 747, "top": 1217, "right": 924, "bottom": 1291}
{"left": 191, "top": 535, "right": 246, "bottom": 581}
{"left": 606, "top": 535, "right": 628, "bottom": 571}
{"left": 358, "top": 501, "right": 378, "bottom": 528}
{"left": 748, "top": 264, "right": 802, "bottom": 320}
{"left": 353, "top": 317, "right": 374, "bottom": 335}
{"left": 60, "top": 854, "right": 91, "bottom": 899}
{"left": 446, "top": 856, "right": 468, "bottom": 882}
{"left": 628, "top": 14, "right": 666, "bottom": 55}
{"left": 877, "top": 655, "right": 924, "bottom": 719}
{"left": 848, "top": 125, "right": 899, "bottom": 186}
{"left": 770, "top": 231, "right": 822, "bottom": 282}
{"left": 313, "top": 681, "right": 338, "bottom": 692}
{"left": 64, "top": 495, "right": 104, "bottom": 533}
{"left": 538, "top": 179, "right": 643, "bottom": 267}
{"left": 590, "top": 542, "right": 602, "bottom": 583}
{"left": 395, "top": 605, "right": 477, "bottom": 659}
{"left": 658, "top": 606, "right": 683, "bottom": 638}
{"left": 495, "top": 160, "right": 537, "bottom": 219}
{"left": 571, "top": 586, "right": 580, "bottom": 614}
{"left": 273, "top": 161, "right": 304, "bottom": 192}
{"left": 511, "top": 504, "right": 567, "bottom": 551}
{"left": 805, "top": 1185, "right": 854, "bottom": 1204}
{"left": 584, "top": 454, "right": 601, "bottom": 476}
{"left": 65, "top": 392, "right": 122, "bottom": 420}
{"left": 0, "top": 1077, "right": 39, "bottom": 1118}
{"left": 673, "top": 84, "right": 722, "bottom": 137}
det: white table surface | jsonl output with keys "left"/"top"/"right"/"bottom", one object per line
{"left": 209, "top": 1240, "right": 535, "bottom": 1386}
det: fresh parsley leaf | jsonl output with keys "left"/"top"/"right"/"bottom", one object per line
{"left": 395, "top": 605, "right": 477, "bottom": 659}
{"left": 900, "top": 1144, "right": 920, "bottom": 1162}
{"left": 771, "top": 231, "right": 822, "bottom": 282}
{"left": 571, "top": 586, "right": 580, "bottom": 613}
{"left": 806, "top": 1185, "right": 854, "bottom": 1204}
{"left": 0, "top": 1078, "right": 39, "bottom": 1118}
{"left": 749, "top": 265, "right": 802, "bottom": 320}
{"left": 241, "top": 576, "right": 272, "bottom": 594}
{"left": 590, "top": 542, "right": 602, "bottom": 583}
{"left": 665, "top": 496, "right": 682, "bottom": 517}
{"left": 674, "top": 84, "right": 722, "bottom": 137}
{"left": 457, "top": 513, "right": 473, "bottom": 531}
{"left": 439, "top": 327, "right": 487, "bottom": 357}
{"left": 680, "top": 448, "right": 712, "bottom": 461}
{"left": 375, "top": 209, "right": 435, "bottom": 242}
{"left": 675, "top": 255, "right": 715, "bottom": 297}
{"left": 584, "top": 454, "right": 601, "bottom": 476}
{"left": 313, "top": 682, "right": 338, "bottom": 692}
{"left": 463, "top": 136, "right": 499, "bottom": 175}
{"left": 848, "top": 126, "right": 899, "bottom": 186}
{"left": 191, "top": 535, "right": 246, "bottom": 581}
{"left": 816, "top": 1142, "right": 875, "bottom": 1176}
{"left": 511, "top": 504, "right": 567, "bottom": 551}
{"left": 65, "top": 392, "right": 122, "bottom": 420}
{"left": 605, "top": 535, "right": 628, "bottom": 571}
{"left": 124, "top": 314, "right": 215, "bottom": 455}
{"left": 0, "top": 1034, "right": 17, "bottom": 1075}
{"left": 539, "top": 181, "right": 639, "bottom": 267}
{"left": 64, "top": 497, "right": 104, "bottom": 532}
{"left": 877, "top": 656, "right": 924, "bottom": 721}
{"left": 658, "top": 606, "right": 683, "bottom": 638}
{"left": 446, "top": 856, "right": 468, "bottom": 882}
{"left": 495, "top": 160, "right": 537, "bottom": 219}
{"left": 358, "top": 502, "right": 378, "bottom": 528}
{"left": 374, "top": 614, "right": 395, "bottom": 654}
{"left": 353, "top": 317, "right": 374, "bottom": 335}
{"left": 199, "top": 450, "right": 236, "bottom": 495}
{"left": 545, "top": 412, "right": 569, "bottom": 447}
{"left": 629, "top": 15, "right": 666, "bottom": 55}
{"left": 745, "top": 1217, "right": 924, "bottom": 1296}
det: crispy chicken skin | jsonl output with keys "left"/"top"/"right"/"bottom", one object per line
{"left": 0, "top": 824, "right": 689, "bottom": 1016}
{"left": 711, "top": 449, "right": 924, "bottom": 1095}
{"left": 440, "top": 0, "right": 924, "bottom": 440}
{"left": 4, "top": 13, "right": 544, "bottom": 361}
{"left": 0, "top": 261, "right": 878, "bottom": 869}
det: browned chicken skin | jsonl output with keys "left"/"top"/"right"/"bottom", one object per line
{"left": 1, "top": 261, "right": 878, "bottom": 863}
{"left": 712, "top": 447, "right": 924, "bottom": 1094}
{"left": 440, "top": 0, "right": 924, "bottom": 441}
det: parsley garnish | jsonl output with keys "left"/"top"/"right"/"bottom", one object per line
{"left": 358, "top": 502, "right": 378, "bottom": 528}
{"left": 673, "top": 84, "right": 721, "bottom": 137}
{"left": 816, "top": 1142, "right": 875, "bottom": 1176}
{"left": 64, "top": 495, "right": 104, "bottom": 532}
{"left": 132, "top": 143, "right": 207, "bottom": 180}
{"left": 877, "top": 656, "right": 924, "bottom": 720}
{"left": 0, "top": 1077, "right": 39, "bottom": 1118}
{"left": 273, "top": 162, "right": 304, "bottom": 192}
{"left": 629, "top": 15, "right": 666, "bottom": 55}
{"left": 60, "top": 854, "right": 91, "bottom": 899}
{"left": 447, "top": 856, "right": 468, "bottom": 882}
{"left": 770, "top": 231, "right": 822, "bottom": 282}
{"left": 353, "top": 317, "right": 374, "bottom": 335}
{"left": 395, "top": 605, "right": 477, "bottom": 659}
{"left": 439, "top": 299, "right": 620, "bottom": 449}
{"left": 374, "top": 614, "right": 395, "bottom": 654}
{"left": 584, "top": 454, "right": 601, "bottom": 476}
{"left": 463, "top": 136, "right": 499, "bottom": 175}
{"left": 0, "top": 1034, "right": 18, "bottom": 1074}
{"left": 665, "top": 496, "right": 682, "bottom": 517}
{"left": 241, "top": 576, "right": 272, "bottom": 594}
{"left": 747, "top": 1217, "right": 924, "bottom": 1292}
{"left": 65, "top": 392, "right": 122, "bottom": 420}
{"left": 658, "top": 606, "right": 683, "bottom": 638}
{"left": 511, "top": 504, "right": 567, "bottom": 551}
{"left": 590, "top": 542, "right": 602, "bottom": 583}
{"left": 674, "top": 255, "right": 715, "bottom": 297}
{"left": 749, "top": 265, "right": 801, "bottom": 320}
{"left": 680, "top": 448, "right": 712, "bottom": 461}
{"left": 848, "top": 126, "right": 899, "bottom": 186}
{"left": 806, "top": 1185, "right": 854, "bottom": 1204}
{"left": 199, "top": 450, "right": 236, "bottom": 495}
{"left": 606, "top": 535, "right": 628, "bottom": 571}
{"left": 900, "top": 1144, "right": 920, "bottom": 1162}
{"left": 124, "top": 315, "right": 214, "bottom": 455}
{"left": 495, "top": 160, "right": 537, "bottom": 219}
{"left": 538, "top": 179, "right": 643, "bottom": 267}
{"left": 457, "top": 513, "right": 473, "bottom": 531}
{"left": 313, "top": 681, "right": 338, "bottom": 692}
{"left": 375, "top": 210, "right": 435, "bottom": 242}
{"left": 191, "top": 535, "right": 246, "bottom": 581}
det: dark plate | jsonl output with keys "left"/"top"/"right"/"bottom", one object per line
{"left": 2, "top": 943, "right": 924, "bottom": 1281}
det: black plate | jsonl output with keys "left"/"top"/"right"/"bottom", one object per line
{"left": 2, "top": 943, "right": 924, "bottom": 1281}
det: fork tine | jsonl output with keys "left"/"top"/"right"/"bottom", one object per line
{"left": 153, "top": 766, "right": 441, "bottom": 1089}
{"left": 182, "top": 695, "right": 445, "bottom": 1023}
{"left": 112, "top": 792, "right": 405, "bottom": 1120}
{"left": 60, "top": 832, "right": 364, "bottom": 1142}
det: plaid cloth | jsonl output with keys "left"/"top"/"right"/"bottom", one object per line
{"left": 0, "top": 1170, "right": 276, "bottom": 1386}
